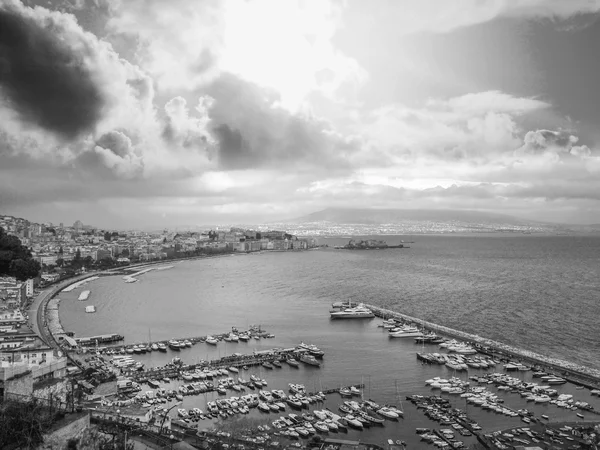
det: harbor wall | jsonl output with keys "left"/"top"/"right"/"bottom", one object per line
{"left": 364, "top": 303, "right": 600, "bottom": 389}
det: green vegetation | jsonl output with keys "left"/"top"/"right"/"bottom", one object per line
{"left": 0, "top": 398, "right": 59, "bottom": 449}
{"left": 0, "top": 226, "right": 41, "bottom": 280}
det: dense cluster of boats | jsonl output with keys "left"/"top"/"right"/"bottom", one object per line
{"left": 421, "top": 370, "right": 596, "bottom": 422}
{"left": 408, "top": 395, "right": 481, "bottom": 448}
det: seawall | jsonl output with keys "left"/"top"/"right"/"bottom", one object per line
{"left": 364, "top": 303, "right": 600, "bottom": 389}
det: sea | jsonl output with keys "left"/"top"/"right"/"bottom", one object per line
{"left": 58, "top": 234, "right": 600, "bottom": 446}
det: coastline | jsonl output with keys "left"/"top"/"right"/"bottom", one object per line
{"left": 42, "top": 253, "right": 600, "bottom": 392}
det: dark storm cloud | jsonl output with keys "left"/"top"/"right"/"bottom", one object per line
{"left": 0, "top": 4, "right": 104, "bottom": 139}
{"left": 206, "top": 73, "right": 360, "bottom": 171}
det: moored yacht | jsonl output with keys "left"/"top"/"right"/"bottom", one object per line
{"left": 330, "top": 303, "right": 375, "bottom": 319}
{"left": 389, "top": 326, "right": 424, "bottom": 338}
{"left": 205, "top": 336, "right": 218, "bottom": 345}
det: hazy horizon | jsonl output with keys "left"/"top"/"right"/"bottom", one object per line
{"left": 2, "top": 0, "right": 600, "bottom": 227}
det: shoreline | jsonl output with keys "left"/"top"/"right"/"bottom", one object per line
{"left": 42, "top": 255, "right": 600, "bottom": 390}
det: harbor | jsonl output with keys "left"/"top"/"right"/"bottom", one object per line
{"left": 50, "top": 254, "right": 600, "bottom": 448}
{"left": 364, "top": 303, "right": 600, "bottom": 390}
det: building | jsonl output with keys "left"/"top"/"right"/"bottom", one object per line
{"left": 25, "top": 279, "right": 34, "bottom": 298}
{"left": 0, "top": 344, "right": 68, "bottom": 399}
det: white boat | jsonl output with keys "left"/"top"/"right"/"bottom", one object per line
{"left": 78, "top": 290, "right": 91, "bottom": 301}
{"left": 330, "top": 304, "right": 375, "bottom": 319}
{"left": 85, "top": 305, "right": 96, "bottom": 313}
{"left": 377, "top": 407, "right": 400, "bottom": 419}
{"left": 205, "top": 336, "right": 218, "bottom": 345}
{"left": 389, "top": 326, "right": 424, "bottom": 338}
{"left": 258, "top": 402, "right": 270, "bottom": 412}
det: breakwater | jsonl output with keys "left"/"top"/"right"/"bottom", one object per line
{"left": 364, "top": 303, "right": 600, "bottom": 389}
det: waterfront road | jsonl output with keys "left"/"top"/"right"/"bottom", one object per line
{"left": 28, "top": 273, "right": 101, "bottom": 348}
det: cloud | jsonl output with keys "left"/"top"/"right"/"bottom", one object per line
{"left": 206, "top": 73, "right": 362, "bottom": 171}
{"left": 105, "top": 0, "right": 366, "bottom": 111}
{"left": 375, "top": 0, "right": 600, "bottom": 35}
{"left": 105, "top": 0, "right": 223, "bottom": 92}
{"left": 0, "top": 0, "right": 105, "bottom": 138}
{"left": 359, "top": 91, "right": 547, "bottom": 162}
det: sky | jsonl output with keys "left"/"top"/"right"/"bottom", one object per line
{"left": 1, "top": 0, "right": 600, "bottom": 228}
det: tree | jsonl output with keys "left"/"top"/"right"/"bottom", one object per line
{"left": 71, "top": 249, "right": 83, "bottom": 269}
{"left": 56, "top": 258, "right": 64, "bottom": 267}
{"left": 0, "top": 227, "right": 41, "bottom": 280}
{"left": 84, "top": 256, "right": 94, "bottom": 268}
{"left": 58, "top": 246, "right": 64, "bottom": 255}
{"left": 104, "top": 232, "right": 112, "bottom": 241}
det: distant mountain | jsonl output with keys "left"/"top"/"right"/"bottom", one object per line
{"left": 287, "top": 208, "right": 539, "bottom": 225}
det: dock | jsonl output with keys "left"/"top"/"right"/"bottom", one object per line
{"left": 76, "top": 333, "right": 124, "bottom": 346}
{"left": 93, "top": 326, "right": 273, "bottom": 353}
{"left": 365, "top": 303, "right": 600, "bottom": 390}
{"left": 121, "top": 347, "right": 322, "bottom": 382}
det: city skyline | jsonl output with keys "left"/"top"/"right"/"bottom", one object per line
{"left": 1, "top": 0, "right": 600, "bottom": 227}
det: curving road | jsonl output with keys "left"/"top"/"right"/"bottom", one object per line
{"left": 28, "top": 273, "right": 95, "bottom": 348}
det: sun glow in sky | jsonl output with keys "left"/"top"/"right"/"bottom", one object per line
{"left": 1, "top": 0, "right": 600, "bottom": 227}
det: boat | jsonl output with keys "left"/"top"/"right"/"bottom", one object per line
{"left": 313, "top": 421, "right": 329, "bottom": 433}
{"left": 330, "top": 304, "right": 375, "bottom": 319}
{"left": 206, "top": 336, "right": 218, "bottom": 345}
{"left": 343, "top": 415, "right": 363, "bottom": 429}
{"left": 339, "top": 387, "right": 352, "bottom": 397}
{"left": 289, "top": 384, "right": 306, "bottom": 395}
{"left": 258, "top": 402, "right": 270, "bottom": 412}
{"left": 286, "top": 397, "right": 303, "bottom": 408}
{"left": 286, "top": 358, "right": 300, "bottom": 367}
{"left": 299, "top": 354, "right": 321, "bottom": 367}
{"left": 262, "top": 362, "right": 274, "bottom": 370}
{"left": 272, "top": 360, "right": 282, "bottom": 368}
{"left": 389, "top": 326, "right": 424, "bottom": 338}
{"left": 228, "top": 366, "right": 239, "bottom": 373}
{"left": 168, "top": 340, "right": 182, "bottom": 351}
{"left": 377, "top": 407, "right": 399, "bottom": 419}
{"left": 157, "top": 343, "right": 167, "bottom": 352}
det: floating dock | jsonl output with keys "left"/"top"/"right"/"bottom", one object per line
{"left": 365, "top": 303, "right": 600, "bottom": 389}
{"left": 76, "top": 333, "right": 124, "bottom": 346}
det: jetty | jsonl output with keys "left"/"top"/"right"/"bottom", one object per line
{"left": 122, "top": 346, "right": 321, "bottom": 382}
{"left": 76, "top": 333, "right": 124, "bottom": 346}
{"left": 365, "top": 303, "right": 600, "bottom": 390}
{"left": 94, "top": 326, "right": 273, "bottom": 354}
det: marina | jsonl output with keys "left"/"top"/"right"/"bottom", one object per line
{"left": 52, "top": 246, "right": 600, "bottom": 447}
